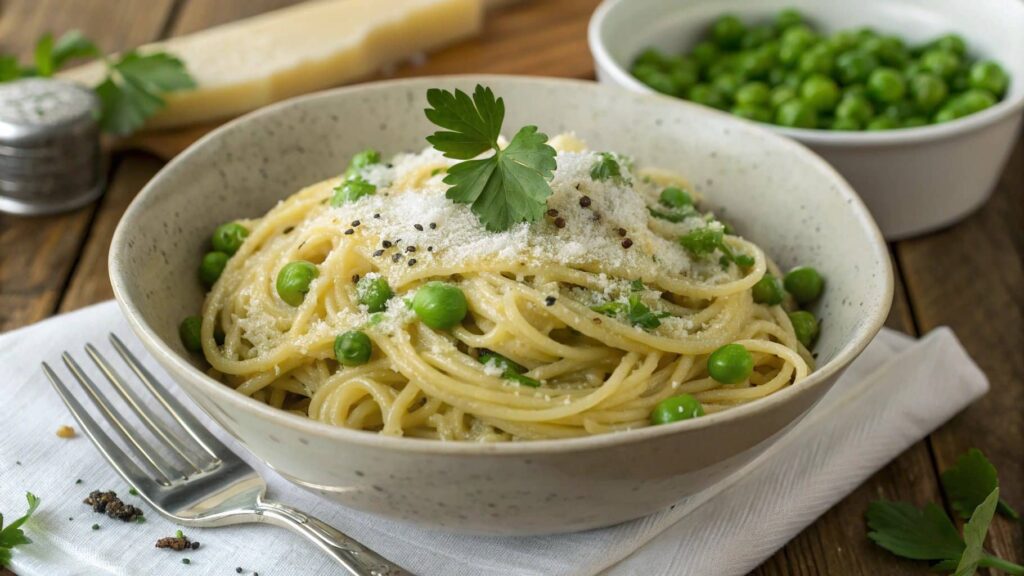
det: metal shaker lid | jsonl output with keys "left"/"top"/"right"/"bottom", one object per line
{"left": 0, "top": 78, "right": 100, "bottom": 146}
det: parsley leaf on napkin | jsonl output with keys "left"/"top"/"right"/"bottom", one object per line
{"left": 941, "top": 448, "right": 1020, "bottom": 521}
{"left": 0, "top": 492, "right": 41, "bottom": 568}
{"left": 425, "top": 85, "right": 556, "bottom": 232}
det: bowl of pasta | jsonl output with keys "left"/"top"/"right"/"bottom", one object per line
{"left": 109, "top": 75, "right": 892, "bottom": 535}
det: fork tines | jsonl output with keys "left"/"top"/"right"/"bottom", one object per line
{"left": 43, "top": 334, "right": 225, "bottom": 490}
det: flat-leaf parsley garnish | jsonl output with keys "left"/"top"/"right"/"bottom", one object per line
{"left": 941, "top": 448, "right": 1020, "bottom": 521}
{"left": 425, "top": 85, "right": 556, "bottom": 232}
{"left": 866, "top": 448, "right": 1024, "bottom": 575}
{"left": 0, "top": 492, "right": 40, "bottom": 568}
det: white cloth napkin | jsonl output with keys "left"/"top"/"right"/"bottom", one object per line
{"left": 0, "top": 301, "right": 987, "bottom": 576}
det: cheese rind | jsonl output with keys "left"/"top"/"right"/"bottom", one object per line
{"left": 60, "top": 0, "right": 483, "bottom": 129}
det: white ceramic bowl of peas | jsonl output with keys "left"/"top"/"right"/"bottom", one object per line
{"left": 589, "top": 0, "right": 1024, "bottom": 239}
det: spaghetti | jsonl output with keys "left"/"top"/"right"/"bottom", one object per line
{"left": 198, "top": 135, "right": 814, "bottom": 441}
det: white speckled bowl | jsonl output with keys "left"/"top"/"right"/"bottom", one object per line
{"left": 589, "top": 0, "right": 1024, "bottom": 240}
{"left": 109, "top": 75, "right": 892, "bottom": 535}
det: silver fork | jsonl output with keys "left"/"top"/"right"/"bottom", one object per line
{"left": 42, "top": 333, "right": 413, "bottom": 576}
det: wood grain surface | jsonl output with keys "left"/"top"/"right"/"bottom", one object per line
{"left": 1, "top": 0, "right": 1020, "bottom": 574}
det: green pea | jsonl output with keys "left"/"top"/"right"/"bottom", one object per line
{"left": 933, "top": 105, "right": 961, "bottom": 123}
{"left": 691, "top": 41, "right": 720, "bottom": 69}
{"left": 909, "top": 73, "right": 948, "bottom": 111}
{"left": 779, "top": 27, "right": 816, "bottom": 66}
{"left": 752, "top": 273, "right": 784, "bottom": 305}
{"left": 843, "top": 84, "right": 867, "bottom": 99}
{"left": 734, "top": 81, "right": 770, "bottom": 107}
{"left": 931, "top": 34, "right": 966, "bottom": 56}
{"left": 688, "top": 84, "right": 728, "bottom": 110}
{"left": 334, "top": 330, "right": 372, "bottom": 366}
{"left": 826, "top": 30, "right": 859, "bottom": 54}
{"left": 650, "top": 394, "right": 705, "bottom": 425}
{"left": 954, "top": 89, "right": 997, "bottom": 114}
{"left": 968, "top": 61, "right": 1009, "bottom": 97}
{"left": 775, "top": 99, "right": 818, "bottom": 128}
{"left": 902, "top": 116, "right": 929, "bottom": 128}
{"left": 276, "top": 260, "right": 319, "bottom": 306}
{"left": 831, "top": 117, "right": 861, "bottom": 131}
{"left": 356, "top": 276, "right": 392, "bottom": 313}
{"left": 707, "top": 343, "right": 754, "bottom": 384}
{"left": 179, "top": 316, "right": 203, "bottom": 353}
{"left": 867, "top": 68, "right": 906, "bottom": 103}
{"left": 866, "top": 116, "right": 900, "bottom": 130}
{"left": 659, "top": 186, "right": 693, "bottom": 208}
{"left": 712, "top": 73, "right": 743, "bottom": 99}
{"left": 836, "top": 95, "right": 874, "bottom": 124}
{"left": 871, "top": 36, "right": 908, "bottom": 67}
{"left": 783, "top": 266, "right": 824, "bottom": 304}
{"left": 800, "top": 74, "right": 840, "bottom": 111}
{"left": 774, "top": 8, "right": 804, "bottom": 32}
{"left": 768, "top": 67, "right": 788, "bottom": 86}
{"left": 633, "top": 48, "right": 669, "bottom": 69}
{"left": 798, "top": 44, "right": 834, "bottom": 76}
{"left": 881, "top": 101, "right": 917, "bottom": 121}
{"left": 836, "top": 50, "right": 878, "bottom": 85}
{"left": 412, "top": 281, "right": 468, "bottom": 330}
{"left": 331, "top": 177, "right": 376, "bottom": 207}
{"left": 732, "top": 105, "right": 772, "bottom": 123}
{"left": 770, "top": 86, "right": 797, "bottom": 109}
{"left": 738, "top": 48, "right": 776, "bottom": 79}
{"left": 640, "top": 70, "right": 679, "bottom": 95}
{"left": 788, "top": 310, "right": 820, "bottom": 348}
{"left": 920, "top": 49, "right": 960, "bottom": 79}
{"left": 199, "top": 251, "right": 229, "bottom": 288}
{"left": 711, "top": 14, "right": 746, "bottom": 50}
{"left": 781, "top": 71, "right": 804, "bottom": 90}
{"left": 211, "top": 222, "right": 249, "bottom": 255}
{"left": 741, "top": 25, "right": 776, "bottom": 50}
{"left": 667, "top": 59, "right": 700, "bottom": 92}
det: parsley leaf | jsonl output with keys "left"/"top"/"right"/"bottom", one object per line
{"left": 679, "top": 227, "right": 724, "bottom": 259}
{"left": 0, "top": 55, "right": 19, "bottom": 82}
{"left": 679, "top": 225, "right": 753, "bottom": 269}
{"left": 942, "top": 448, "right": 1020, "bottom": 521}
{"left": 479, "top": 351, "right": 541, "bottom": 387}
{"left": 0, "top": 492, "right": 41, "bottom": 568}
{"left": 96, "top": 51, "right": 195, "bottom": 135}
{"left": 590, "top": 152, "right": 623, "bottom": 182}
{"left": 866, "top": 500, "right": 964, "bottom": 562}
{"left": 954, "top": 488, "right": 1000, "bottom": 576}
{"left": 591, "top": 292, "right": 670, "bottom": 331}
{"left": 425, "top": 85, "right": 556, "bottom": 231}
{"left": 33, "top": 31, "right": 99, "bottom": 77}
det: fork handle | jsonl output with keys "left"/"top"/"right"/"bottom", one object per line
{"left": 255, "top": 499, "right": 414, "bottom": 575}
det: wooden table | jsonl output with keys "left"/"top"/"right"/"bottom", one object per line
{"left": 1, "top": 1, "right": 1020, "bottom": 574}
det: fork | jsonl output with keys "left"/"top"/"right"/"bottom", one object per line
{"left": 42, "top": 333, "right": 413, "bottom": 576}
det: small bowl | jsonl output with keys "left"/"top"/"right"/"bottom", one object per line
{"left": 109, "top": 75, "right": 892, "bottom": 535}
{"left": 589, "top": 0, "right": 1024, "bottom": 240}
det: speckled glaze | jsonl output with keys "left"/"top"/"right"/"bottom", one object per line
{"left": 590, "top": 0, "right": 1024, "bottom": 240}
{"left": 109, "top": 76, "right": 892, "bottom": 535}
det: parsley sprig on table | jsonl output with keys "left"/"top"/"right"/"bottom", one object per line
{"left": 0, "top": 30, "right": 194, "bottom": 135}
{"left": 425, "top": 85, "right": 557, "bottom": 232}
{"left": 0, "top": 493, "right": 40, "bottom": 568}
{"left": 867, "top": 449, "right": 1023, "bottom": 575}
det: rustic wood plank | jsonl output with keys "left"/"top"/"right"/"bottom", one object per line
{"left": 0, "top": 0, "right": 176, "bottom": 331}
{"left": 899, "top": 134, "right": 1024, "bottom": 567}
{"left": 57, "top": 154, "right": 164, "bottom": 311}
{"left": 127, "top": 0, "right": 603, "bottom": 161}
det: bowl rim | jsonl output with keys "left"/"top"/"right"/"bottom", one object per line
{"left": 588, "top": 0, "right": 1024, "bottom": 147}
{"left": 109, "top": 74, "right": 893, "bottom": 456}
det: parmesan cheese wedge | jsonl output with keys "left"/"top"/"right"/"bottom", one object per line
{"left": 59, "top": 0, "right": 483, "bottom": 129}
